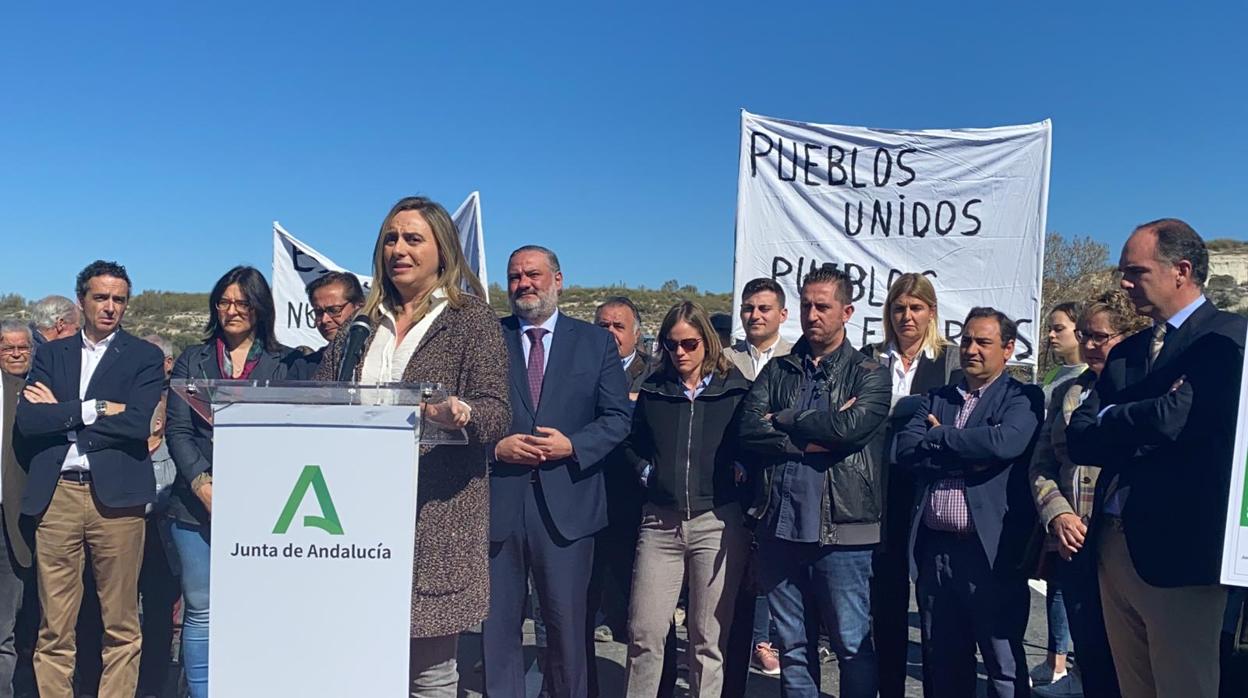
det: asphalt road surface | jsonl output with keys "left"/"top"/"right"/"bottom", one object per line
{"left": 455, "top": 581, "right": 1054, "bottom": 697}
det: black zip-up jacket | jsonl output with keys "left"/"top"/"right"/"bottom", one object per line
{"left": 739, "top": 337, "right": 892, "bottom": 545}
{"left": 621, "top": 367, "right": 751, "bottom": 515}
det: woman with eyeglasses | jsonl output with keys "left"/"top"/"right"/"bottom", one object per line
{"left": 165, "top": 265, "right": 295, "bottom": 698}
{"left": 621, "top": 301, "right": 752, "bottom": 698}
{"left": 1028, "top": 289, "right": 1150, "bottom": 698}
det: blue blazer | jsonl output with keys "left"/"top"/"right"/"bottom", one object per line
{"left": 1067, "top": 300, "right": 1246, "bottom": 587}
{"left": 491, "top": 314, "right": 632, "bottom": 543}
{"left": 14, "top": 329, "right": 165, "bottom": 515}
{"left": 895, "top": 374, "right": 1044, "bottom": 578}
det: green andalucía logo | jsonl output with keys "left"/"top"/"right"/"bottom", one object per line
{"left": 273, "top": 465, "right": 344, "bottom": 535}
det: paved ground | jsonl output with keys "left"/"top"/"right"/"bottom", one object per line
{"left": 454, "top": 582, "right": 1053, "bottom": 697}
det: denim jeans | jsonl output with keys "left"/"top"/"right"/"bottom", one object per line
{"left": 758, "top": 538, "right": 877, "bottom": 698}
{"left": 751, "top": 593, "right": 773, "bottom": 645}
{"left": 1045, "top": 581, "right": 1071, "bottom": 654}
{"left": 169, "top": 521, "right": 210, "bottom": 698}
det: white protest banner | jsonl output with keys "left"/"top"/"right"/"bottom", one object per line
{"left": 209, "top": 401, "right": 419, "bottom": 696}
{"left": 1221, "top": 325, "right": 1248, "bottom": 587}
{"left": 272, "top": 192, "right": 488, "bottom": 349}
{"left": 734, "top": 111, "right": 1051, "bottom": 363}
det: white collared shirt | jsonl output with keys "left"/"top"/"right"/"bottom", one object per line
{"left": 883, "top": 343, "right": 935, "bottom": 407}
{"left": 360, "top": 289, "right": 449, "bottom": 383}
{"left": 747, "top": 336, "right": 782, "bottom": 378}
{"left": 62, "top": 331, "right": 117, "bottom": 472}
{"left": 622, "top": 351, "right": 637, "bottom": 371}
{"left": 518, "top": 310, "right": 560, "bottom": 373}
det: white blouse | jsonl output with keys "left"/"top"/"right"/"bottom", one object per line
{"left": 882, "top": 343, "right": 935, "bottom": 407}
{"left": 360, "top": 288, "right": 449, "bottom": 383}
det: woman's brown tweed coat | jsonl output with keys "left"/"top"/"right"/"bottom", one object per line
{"left": 315, "top": 293, "right": 509, "bottom": 637}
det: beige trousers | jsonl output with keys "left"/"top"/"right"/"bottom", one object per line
{"left": 1098, "top": 518, "right": 1227, "bottom": 698}
{"left": 34, "top": 480, "right": 145, "bottom": 698}
{"left": 625, "top": 502, "right": 749, "bottom": 698}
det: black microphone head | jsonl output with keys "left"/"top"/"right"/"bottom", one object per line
{"left": 336, "top": 316, "right": 373, "bottom": 382}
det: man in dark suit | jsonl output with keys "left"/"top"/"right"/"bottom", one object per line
{"left": 896, "top": 307, "right": 1043, "bottom": 698}
{"left": 15, "top": 261, "right": 164, "bottom": 698}
{"left": 484, "top": 246, "right": 632, "bottom": 698}
{"left": 1067, "top": 219, "right": 1246, "bottom": 698}
{"left": 589, "top": 296, "right": 650, "bottom": 637}
{"left": 1, "top": 371, "right": 33, "bottom": 698}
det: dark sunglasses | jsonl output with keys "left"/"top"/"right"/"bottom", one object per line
{"left": 662, "top": 337, "right": 702, "bottom": 352}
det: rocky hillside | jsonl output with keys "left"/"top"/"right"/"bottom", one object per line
{"left": 1208, "top": 238, "right": 1248, "bottom": 314}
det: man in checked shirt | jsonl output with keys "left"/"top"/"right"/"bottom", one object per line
{"left": 896, "top": 307, "right": 1045, "bottom": 698}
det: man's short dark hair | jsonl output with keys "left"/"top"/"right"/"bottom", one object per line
{"left": 741, "top": 277, "right": 786, "bottom": 308}
{"left": 1137, "top": 218, "right": 1209, "bottom": 286}
{"left": 306, "top": 271, "right": 365, "bottom": 306}
{"left": 799, "top": 267, "right": 852, "bottom": 305}
{"left": 75, "top": 260, "right": 131, "bottom": 300}
{"left": 964, "top": 307, "right": 1018, "bottom": 345}
{"left": 596, "top": 296, "right": 641, "bottom": 330}
{"left": 509, "top": 245, "right": 561, "bottom": 274}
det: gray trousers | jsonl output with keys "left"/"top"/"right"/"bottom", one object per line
{"left": 625, "top": 503, "right": 748, "bottom": 698}
{"left": 409, "top": 634, "right": 458, "bottom": 698}
{"left": 0, "top": 511, "right": 24, "bottom": 698}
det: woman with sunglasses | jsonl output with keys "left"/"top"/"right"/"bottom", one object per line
{"left": 621, "top": 301, "right": 752, "bottom": 698}
{"left": 1028, "top": 289, "right": 1150, "bottom": 698}
{"left": 165, "top": 265, "right": 296, "bottom": 698}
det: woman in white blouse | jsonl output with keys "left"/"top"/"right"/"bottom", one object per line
{"left": 314, "top": 196, "right": 510, "bottom": 696}
{"left": 861, "top": 272, "right": 958, "bottom": 698}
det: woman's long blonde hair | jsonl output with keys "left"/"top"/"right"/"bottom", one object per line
{"left": 880, "top": 272, "right": 951, "bottom": 358}
{"left": 361, "top": 196, "right": 486, "bottom": 324}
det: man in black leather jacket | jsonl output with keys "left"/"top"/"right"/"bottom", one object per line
{"left": 739, "top": 267, "right": 891, "bottom": 698}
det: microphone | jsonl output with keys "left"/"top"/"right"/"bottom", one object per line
{"left": 336, "top": 317, "right": 373, "bottom": 382}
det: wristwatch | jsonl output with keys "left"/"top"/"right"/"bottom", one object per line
{"left": 95, "top": 400, "right": 107, "bottom": 418}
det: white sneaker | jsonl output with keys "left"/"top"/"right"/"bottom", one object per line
{"left": 1029, "top": 663, "right": 1068, "bottom": 686}
{"left": 1033, "top": 670, "right": 1084, "bottom": 697}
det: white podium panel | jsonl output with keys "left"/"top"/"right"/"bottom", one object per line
{"left": 208, "top": 403, "right": 419, "bottom": 697}
{"left": 1222, "top": 326, "right": 1248, "bottom": 587}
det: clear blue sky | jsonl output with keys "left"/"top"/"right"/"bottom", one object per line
{"left": 2, "top": 2, "right": 1245, "bottom": 299}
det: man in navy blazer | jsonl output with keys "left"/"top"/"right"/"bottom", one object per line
{"left": 1067, "top": 219, "right": 1246, "bottom": 698}
{"left": 896, "top": 307, "right": 1043, "bottom": 698}
{"left": 483, "top": 246, "right": 632, "bottom": 698}
{"left": 14, "top": 261, "right": 164, "bottom": 698}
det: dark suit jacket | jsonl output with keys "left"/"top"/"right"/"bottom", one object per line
{"left": 896, "top": 374, "right": 1044, "bottom": 578}
{"left": 15, "top": 330, "right": 165, "bottom": 515}
{"left": 1067, "top": 299, "right": 1246, "bottom": 587}
{"left": 1, "top": 373, "right": 33, "bottom": 567}
{"left": 491, "top": 313, "right": 632, "bottom": 543}
{"left": 165, "top": 340, "right": 293, "bottom": 527}
{"left": 861, "top": 344, "right": 962, "bottom": 550}
{"left": 284, "top": 346, "right": 325, "bottom": 381}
